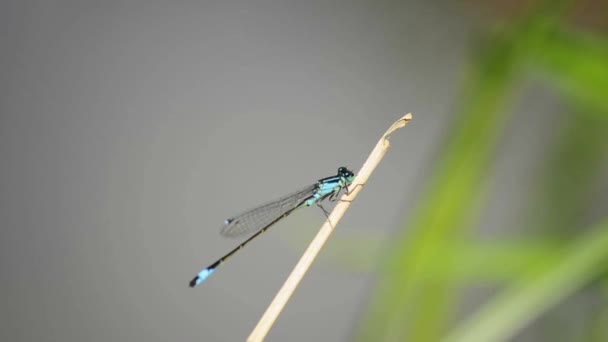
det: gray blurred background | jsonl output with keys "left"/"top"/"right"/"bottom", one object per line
{"left": 0, "top": 1, "right": 561, "bottom": 341}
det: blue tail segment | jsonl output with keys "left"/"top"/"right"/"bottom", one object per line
{"left": 189, "top": 267, "right": 216, "bottom": 287}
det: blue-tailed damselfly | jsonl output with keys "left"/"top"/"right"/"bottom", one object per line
{"left": 189, "top": 166, "right": 355, "bottom": 287}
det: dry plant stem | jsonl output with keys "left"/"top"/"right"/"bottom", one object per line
{"left": 247, "top": 113, "right": 413, "bottom": 342}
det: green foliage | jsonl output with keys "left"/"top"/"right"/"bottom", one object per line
{"left": 444, "top": 220, "right": 608, "bottom": 342}
{"left": 526, "top": 27, "right": 608, "bottom": 114}
{"left": 357, "top": 33, "right": 519, "bottom": 342}
{"left": 352, "top": 2, "right": 608, "bottom": 341}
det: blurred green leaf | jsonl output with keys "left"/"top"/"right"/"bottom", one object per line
{"left": 308, "top": 231, "right": 565, "bottom": 284}
{"left": 526, "top": 28, "right": 608, "bottom": 115}
{"left": 529, "top": 110, "right": 608, "bottom": 235}
{"left": 445, "top": 238, "right": 565, "bottom": 284}
{"left": 354, "top": 1, "right": 608, "bottom": 341}
{"left": 587, "top": 280, "right": 608, "bottom": 342}
{"left": 357, "top": 33, "right": 519, "bottom": 342}
{"left": 444, "top": 220, "right": 608, "bottom": 342}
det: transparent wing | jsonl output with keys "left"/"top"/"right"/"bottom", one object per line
{"left": 220, "top": 184, "right": 317, "bottom": 238}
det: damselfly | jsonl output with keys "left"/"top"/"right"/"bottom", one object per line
{"left": 189, "top": 167, "right": 355, "bottom": 287}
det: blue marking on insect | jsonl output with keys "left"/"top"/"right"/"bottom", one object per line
{"left": 304, "top": 179, "right": 343, "bottom": 206}
{"left": 193, "top": 268, "right": 215, "bottom": 286}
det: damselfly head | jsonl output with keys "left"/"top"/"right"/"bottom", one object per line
{"left": 337, "top": 166, "right": 354, "bottom": 179}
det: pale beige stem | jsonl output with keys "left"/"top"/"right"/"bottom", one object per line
{"left": 247, "top": 113, "right": 413, "bottom": 342}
